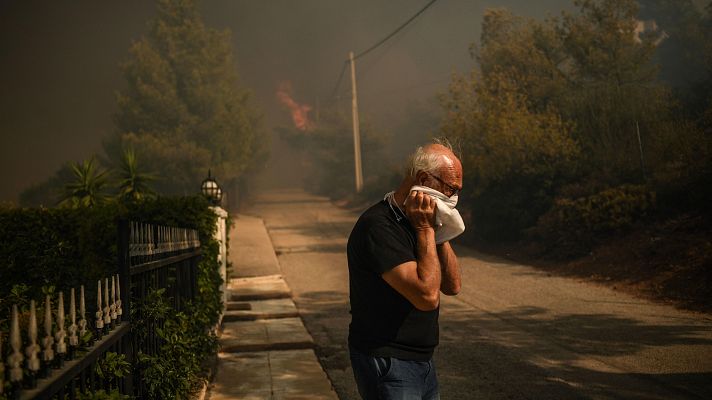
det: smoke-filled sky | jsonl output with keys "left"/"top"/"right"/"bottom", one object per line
{"left": 0, "top": 0, "right": 575, "bottom": 202}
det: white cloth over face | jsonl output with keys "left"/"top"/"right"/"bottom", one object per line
{"left": 385, "top": 185, "right": 466, "bottom": 244}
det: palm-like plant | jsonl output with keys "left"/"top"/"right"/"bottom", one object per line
{"left": 116, "top": 147, "right": 156, "bottom": 202}
{"left": 59, "top": 158, "right": 110, "bottom": 208}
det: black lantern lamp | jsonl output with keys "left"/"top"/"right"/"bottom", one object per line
{"left": 201, "top": 169, "right": 223, "bottom": 206}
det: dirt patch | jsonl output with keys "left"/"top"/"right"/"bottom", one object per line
{"left": 484, "top": 213, "right": 712, "bottom": 314}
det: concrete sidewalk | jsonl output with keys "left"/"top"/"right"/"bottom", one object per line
{"left": 207, "top": 215, "right": 339, "bottom": 400}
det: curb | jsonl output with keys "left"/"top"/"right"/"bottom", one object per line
{"left": 222, "top": 311, "right": 300, "bottom": 322}
{"left": 220, "top": 340, "right": 315, "bottom": 353}
{"left": 230, "top": 291, "right": 291, "bottom": 301}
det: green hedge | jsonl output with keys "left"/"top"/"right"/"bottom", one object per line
{"left": 0, "top": 206, "right": 117, "bottom": 313}
{"left": 0, "top": 196, "right": 224, "bottom": 398}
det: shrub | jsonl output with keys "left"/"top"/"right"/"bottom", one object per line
{"left": 0, "top": 205, "right": 118, "bottom": 316}
{"left": 0, "top": 195, "right": 224, "bottom": 397}
{"left": 134, "top": 289, "right": 216, "bottom": 400}
{"left": 75, "top": 389, "right": 129, "bottom": 400}
{"left": 533, "top": 184, "right": 656, "bottom": 257}
{"left": 0, "top": 196, "right": 222, "bottom": 323}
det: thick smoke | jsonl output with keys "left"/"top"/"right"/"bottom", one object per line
{"left": 1, "top": 0, "right": 594, "bottom": 201}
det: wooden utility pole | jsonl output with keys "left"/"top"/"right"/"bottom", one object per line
{"left": 349, "top": 51, "right": 364, "bottom": 193}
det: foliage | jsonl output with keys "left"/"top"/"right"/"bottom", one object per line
{"left": 474, "top": 1, "right": 666, "bottom": 180}
{"left": 0, "top": 284, "right": 30, "bottom": 312}
{"left": 120, "top": 196, "right": 224, "bottom": 327}
{"left": 0, "top": 195, "right": 225, "bottom": 399}
{"left": 133, "top": 289, "right": 216, "bottom": 400}
{"left": 75, "top": 389, "right": 130, "bottom": 400}
{"left": 476, "top": 8, "right": 567, "bottom": 112}
{"left": 0, "top": 205, "right": 118, "bottom": 308}
{"left": 58, "top": 158, "right": 111, "bottom": 208}
{"left": 560, "top": 0, "right": 658, "bottom": 85}
{"left": 21, "top": 148, "right": 158, "bottom": 208}
{"left": 441, "top": 70, "right": 579, "bottom": 239}
{"left": 111, "top": 0, "right": 265, "bottom": 195}
{"left": 114, "top": 147, "right": 156, "bottom": 202}
{"left": 442, "top": 0, "right": 712, "bottom": 242}
{"left": 2, "top": 199, "right": 221, "bottom": 305}
{"left": 122, "top": 195, "right": 224, "bottom": 400}
{"left": 96, "top": 352, "right": 131, "bottom": 381}
{"left": 533, "top": 184, "right": 656, "bottom": 256}
{"left": 92, "top": 352, "right": 131, "bottom": 399}
{"left": 558, "top": 0, "right": 670, "bottom": 180}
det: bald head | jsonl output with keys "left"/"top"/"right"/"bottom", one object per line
{"left": 408, "top": 142, "right": 462, "bottom": 177}
{"left": 421, "top": 143, "right": 462, "bottom": 178}
{"left": 400, "top": 140, "right": 463, "bottom": 198}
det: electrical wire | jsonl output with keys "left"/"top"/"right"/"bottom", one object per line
{"left": 329, "top": 0, "right": 439, "bottom": 100}
{"left": 330, "top": 61, "right": 348, "bottom": 100}
{"left": 354, "top": 0, "right": 438, "bottom": 61}
{"left": 356, "top": 15, "right": 417, "bottom": 82}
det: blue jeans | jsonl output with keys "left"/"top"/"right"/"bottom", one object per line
{"left": 349, "top": 346, "right": 440, "bottom": 400}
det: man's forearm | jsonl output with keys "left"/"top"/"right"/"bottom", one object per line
{"left": 379, "top": 227, "right": 442, "bottom": 311}
{"left": 415, "top": 227, "right": 442, "bottom": 299}
{"left": 438, "top": 241, "right": 461, "bottom": 295}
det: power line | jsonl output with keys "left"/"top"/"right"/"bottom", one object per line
{"left": 329, "top": 0, "right": 439, "bottom": 100}
{"left": 354, "top": 0, "right": 438, "bottom": 60}
{"left": 356, "top": 16, "right": 417, "bottom": 82}
{"left": 330, "top": 61, "right": 348, "bottom": 100}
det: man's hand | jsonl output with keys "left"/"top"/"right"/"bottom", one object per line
{"left": 404, "top": 190, "right": 436, "bottom": 231}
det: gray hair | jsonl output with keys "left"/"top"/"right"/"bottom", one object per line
{"left": 406, "top": 137, "right": 455, "bottom": 177}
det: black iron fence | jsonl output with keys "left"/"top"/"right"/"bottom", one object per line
{"left": 1, "top": 221, "right": 201, "bottom": 399}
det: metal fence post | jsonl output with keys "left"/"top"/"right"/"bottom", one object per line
{"left": 116, "top": 219, "right": 134, "bottom": 396}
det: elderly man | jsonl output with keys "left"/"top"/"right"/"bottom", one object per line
{"left": 347, "top": 141, "right": 464, "bottom": 400}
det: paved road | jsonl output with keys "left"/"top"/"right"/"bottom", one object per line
{"left": 247, "top": 188, "right": 712, "bottom": 400}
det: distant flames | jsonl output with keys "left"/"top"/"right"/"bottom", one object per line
{"left": 276, "top": 81, "right": 313, "bottom": 131}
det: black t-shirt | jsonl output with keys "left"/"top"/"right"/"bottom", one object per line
{"left": 347, "top": 199, "right": 439, "bottom": 361}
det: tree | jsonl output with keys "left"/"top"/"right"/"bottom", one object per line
{"left": 58, "top": 158, "right": 110, "bottom": 208}
{"left": 473, "top": 0, "right": 677, "bottom": 181}
{"left": 561, "top": 0, "right": 658, "bottom": 86}
{"left": 440, "top": 70, "right": 579, "bottom": 239}
{"left": 558, "top": 0, "right": 672, "bottom": 180}
{"left": 476, "top": 8, "right": 568, "bottom": 112}
{"left": 442, "top": 0, "right": 712, "bottom": 241}
{"left": 115, "top": 147, "right": 156, "bottom": 202}
{"left": 112, "top": 0, "right": 264, "bottom": 195}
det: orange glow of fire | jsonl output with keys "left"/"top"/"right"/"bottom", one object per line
{"left": 276, "top": 81, "right": 313, "bottom": 131}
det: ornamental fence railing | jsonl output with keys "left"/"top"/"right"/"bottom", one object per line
{"left": 1, "top": 221, "right": 201, "bottom": 399}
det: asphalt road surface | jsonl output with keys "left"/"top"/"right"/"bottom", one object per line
{"left": 247, "top": 189, "right": 712, "bottom": 400}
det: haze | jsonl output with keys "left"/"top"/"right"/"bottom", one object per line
{"left": 2, "top": 0, "right": 580, "bottom": 202}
